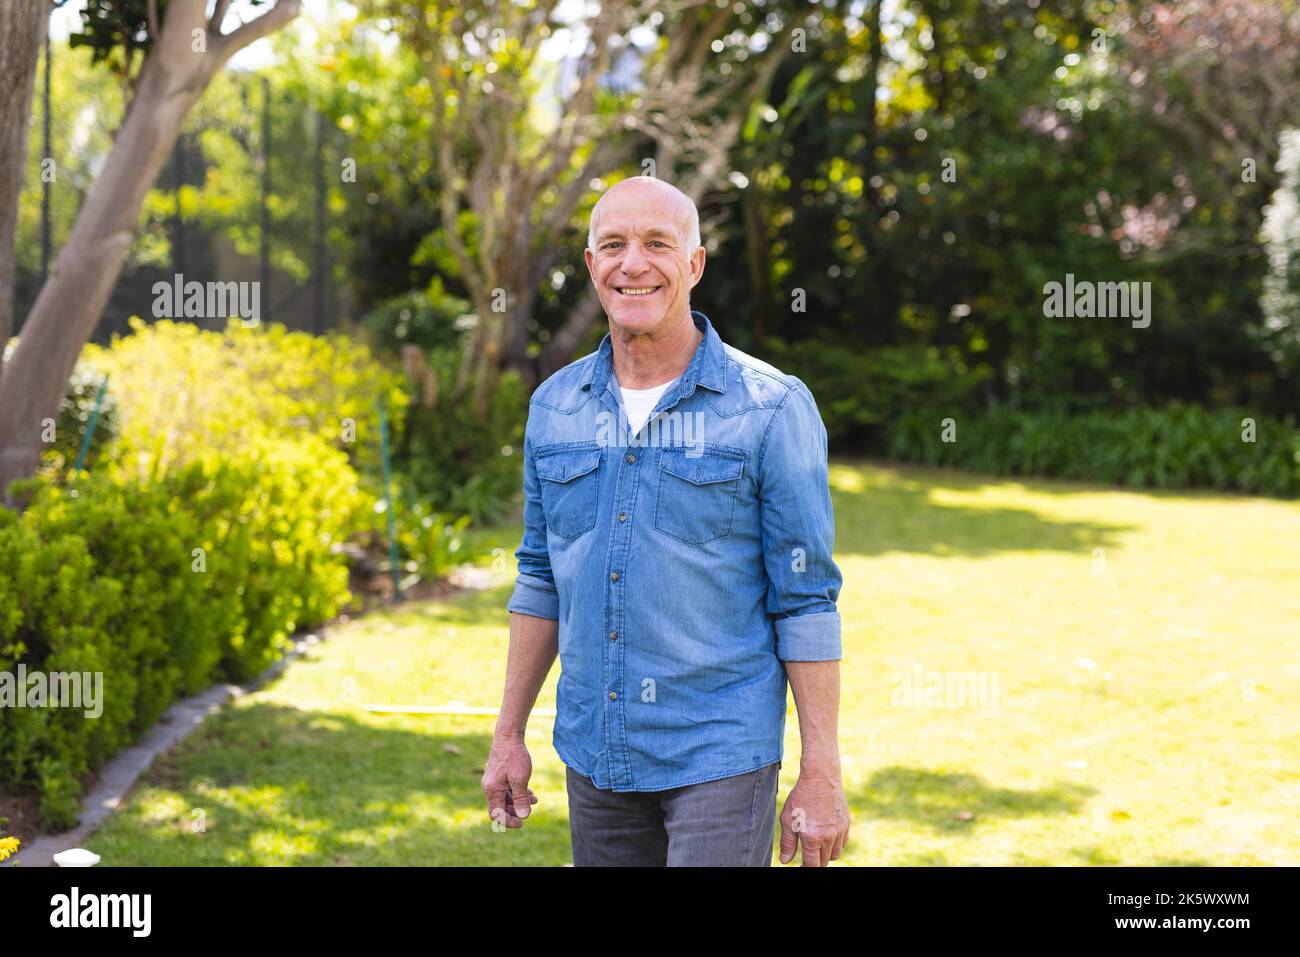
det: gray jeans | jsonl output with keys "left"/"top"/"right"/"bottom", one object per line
{"left": 565, "top": 761, "right": 781, "bottom": 867}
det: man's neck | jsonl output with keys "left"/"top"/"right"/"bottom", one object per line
{"left": 610, "top": 312, "right": 704, "bottom": 390}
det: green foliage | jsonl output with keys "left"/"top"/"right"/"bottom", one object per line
{"left": 886, "top": 404, "right": 1300, "bottom": 498}
{"left": 188, "top": 435, "right": 375, "bottom": 680}
{"left": 361, "top": 280, "right": 471, "bottom": 355}
{"left": 1, "top": 319, "right": 434, "bottom": 832}
{"left": 36, "top": 755, "right": 83, "bottom": 835}
{"left": 704, "top": 0, "right": 1298, "bottom": 434}
{"left": 765, "top": 339, "right": 989, "bottom": 447}
{"left": 0, "top": 439, "right": 369, "bottom": 832}
{"left": 68, "top": 1, "right": 155, "bottom": 72}
{"left": 387, "top": 479, "right": 473, "bottom": 584}
{"left": 73, "top": 318, "right": 407, "bottom": 486}
{"left": 51, "top": 365, "right": 118, "bottom": 473}
{"left": 391, "top": 347, "right": 526, "bottom": 526}
{"left": 357, "top": 285, "right": 526, "bottom": 525}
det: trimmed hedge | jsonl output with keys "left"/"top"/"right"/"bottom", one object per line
{"left": 885, "top": 404, "right": 1300, "bottom": 497}
{"left": 0, "top": 434, "right": 371, "bottom": 831}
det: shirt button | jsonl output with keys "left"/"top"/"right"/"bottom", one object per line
{"left": 610, "top": 571, "right": 619, "bottom": 581}
{"left": 618, "top": 512, "right": 627, "bottom": 522}
{"left": 609, "top": 631, "right": 618, "bottom": 641}
{"left": 609, "top": 691, "right": 618, "bottom": 701}
{"left": 625, "top": 454, "right": 635, "bottom": 464}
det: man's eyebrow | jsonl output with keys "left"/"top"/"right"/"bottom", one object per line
{"left": 595, "top": 227, "right": 676, "bottom": 243}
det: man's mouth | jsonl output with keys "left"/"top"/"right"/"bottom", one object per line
{"left": 616, "top": 286, "right": 661, "bottom": 297}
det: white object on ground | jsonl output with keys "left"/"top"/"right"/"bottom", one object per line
{"left": 53, "top": 848, "right": 101, "bottom": 867}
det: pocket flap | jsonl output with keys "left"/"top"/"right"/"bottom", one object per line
{"left": 535, "top": 446, "right": 602, "bottom": 483}
{"left": 658, "top": 449, "right": 745, "bottom": 485}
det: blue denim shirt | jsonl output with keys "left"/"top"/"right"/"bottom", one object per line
{"left": 507, "top": 310, "right": 843, "bottom": 791}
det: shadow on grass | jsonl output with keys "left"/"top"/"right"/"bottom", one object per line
{"left": 95, "top": 702, "right": 571, "bottom": 867}
{"left": 830, "top": 466, "right": 1136, "bottom": 559}
{"left": 848, "top": 766, "right": 1096, "bottom": 836}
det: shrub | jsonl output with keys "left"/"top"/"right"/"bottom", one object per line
{"left": 764, "top": 339, "right": 990, "bottom": 447}
{"left": 885, "top": 404, "right": 1300, "bottom": 497}
{"left": 0, "top": 437, "right": 371, "bottom": 831}
{"left": 1, "top": 317, "right": 498, "bottom": 833}
{"left": 387, "top": 476, "right": 473, "bottom": 585}
{"left": 50, "top": 363, "right": 118, "bottom": 474}
{"left": 360, "top": 278, "right": 472, "bottom": 355}
{"left": 71, "top": 317, "right": 408, "bottom": 485}
{"left": 392, "top": 346, "right": 525, "bottom": 525}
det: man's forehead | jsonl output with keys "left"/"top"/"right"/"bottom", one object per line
{"left": 593, "top": 219, "right": 681, "bottom": 239}
{"left": 593, "top": 183, "right": 691, "bottom": 233}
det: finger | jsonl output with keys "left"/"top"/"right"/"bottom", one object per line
{"left": 779, "top": 817, "right": 798, "bottom": 865}
{"left": 485, "top": 783, "right": 509, "bottom": 821}
{"left": 829, "top": 830, "right": 845, "bottom": 862}
{"left": 498, "top": 789, "right": 525, "bottom": 829}
{"left": 800, "top": 833, "right": 820, "bottom": 867}
{"left": 507, "top": 773, "right": 533, "bottom": 819}
{"left": 504, "top": 790, "right": 538, "bottom": 815}
{"left": 488, "top": 782, "right": 525, "bottom": 829}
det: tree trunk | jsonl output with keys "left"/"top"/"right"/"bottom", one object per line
{"left": 0, "top": 0, "right": 301, "bottom": 508}
{"left": 0, "top": 0, "right": 47, "bottom": 356}
{"left": 742, "top": 173, "right": 769, "bottom": 350}
{"left": 536, "top": 284, "right": 606, "bottom": 382}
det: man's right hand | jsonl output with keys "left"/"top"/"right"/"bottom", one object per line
{"left": 481, "top": 731, "right": 538, "bottom": 829}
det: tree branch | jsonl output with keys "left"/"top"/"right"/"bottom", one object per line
{"left": 211, "top": 0, "right": 301, "bottom": 68}
{"left": 210, "top": 0, "right": 233, "bottom": 32}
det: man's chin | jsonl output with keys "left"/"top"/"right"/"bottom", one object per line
{"left": 607, "top": 302, "right": 667, "bottom": 331}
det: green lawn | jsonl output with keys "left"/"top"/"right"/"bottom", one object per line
{"left": 86, "top": 461, "right": 1300, "bottom": 865}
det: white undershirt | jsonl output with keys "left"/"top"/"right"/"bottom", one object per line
{"left": 614, "top": 374, "right": 679, "bottom": 436}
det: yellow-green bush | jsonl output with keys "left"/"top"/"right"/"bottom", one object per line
{"left": 68, "top": 317, "right": 408, "bottom": 484}
{"left": 0, "top": 436, "right": 371, "bottom": 831}
{"left": 1, "top": 319, "right": 393, "bottom": 832}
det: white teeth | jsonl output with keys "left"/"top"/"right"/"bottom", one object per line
{"left": 618, "top": 287, "right": 658, "bottom": 296}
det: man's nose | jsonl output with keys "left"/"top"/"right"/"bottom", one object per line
{"left": 620, "top": 241, "right": 650, "bottom": 276}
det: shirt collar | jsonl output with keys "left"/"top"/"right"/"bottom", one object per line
{"left": 582, "top": 310, "right": 727, "bottom": 397}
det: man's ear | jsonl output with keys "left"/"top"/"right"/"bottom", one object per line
{"left": 584, "top": 246, "right": 597, "bottom": 285}
{"left": 688, "top": 244, "right": 706, "bottom": 288}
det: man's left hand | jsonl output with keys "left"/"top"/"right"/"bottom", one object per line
{"left": 778, "top": 769, "right": 851, "bottom": 866}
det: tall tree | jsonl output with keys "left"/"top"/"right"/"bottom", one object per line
{"left": 0, "top": 0, "right": 48, "bottom": 351}
{"left": 0, "top": 0, "right": 302, "bottom": 508}
{"left": 370, "top": 0, "right": 803, "bottom": 414}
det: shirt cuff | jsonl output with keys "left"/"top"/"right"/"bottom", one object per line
{"left": 507, "top": 573, "right": 560, "bottom": 620}
{"left": 775, "top": 611, "right": 842, "bottom": 661}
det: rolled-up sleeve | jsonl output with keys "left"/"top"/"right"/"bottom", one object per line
{"left": 506, "top": 404, "right": 560, "bottom": 620}
{"left": 757, "top": 379, "right": 843, "bottom": 661}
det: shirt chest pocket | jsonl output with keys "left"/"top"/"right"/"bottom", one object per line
{"left": 654, "top": 448, "right": 746, "bottom": 545}
{"left": 535, "top": 445, "right": 602, "bottom": 541}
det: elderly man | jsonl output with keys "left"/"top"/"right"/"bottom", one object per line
{"left": 482, "top": 176, "right": 849, "bottom": 866}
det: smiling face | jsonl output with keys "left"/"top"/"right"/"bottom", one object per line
{"left": 584, "top": 178, "right": 706, "bottom": 336}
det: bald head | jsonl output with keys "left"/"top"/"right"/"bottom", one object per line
{"left": 587, "top": 177, "right": 701, "bottom": 254}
